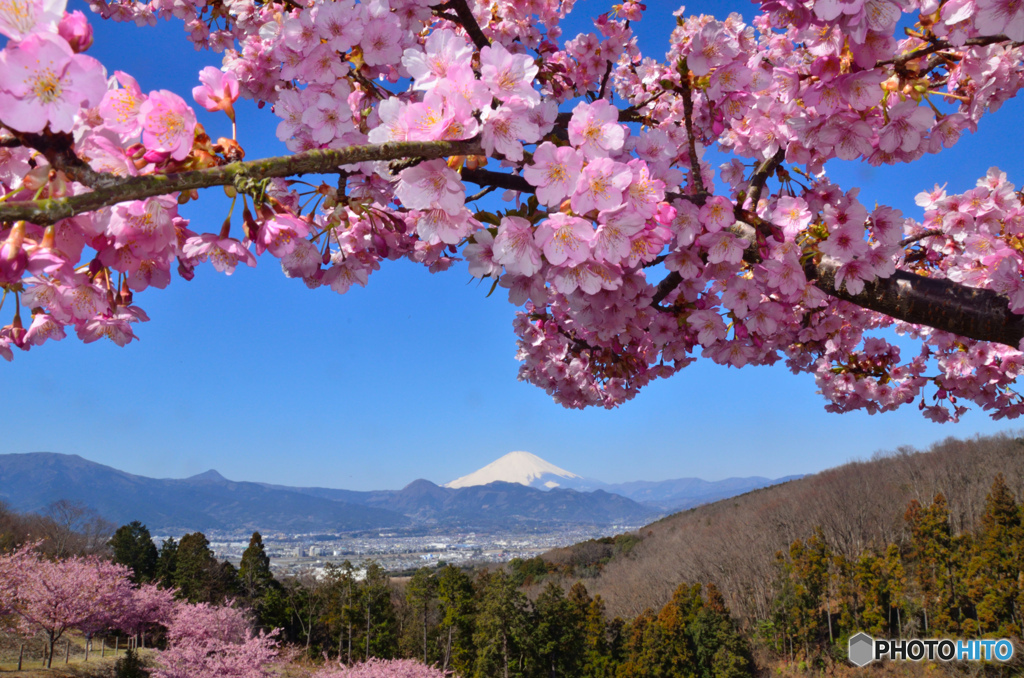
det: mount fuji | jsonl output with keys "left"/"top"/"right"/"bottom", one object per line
{"left": 442, "top": 451, "right": 802, "bottom": 511}
{"left": 443, "top": 451, "right": 603, "bottom": 491}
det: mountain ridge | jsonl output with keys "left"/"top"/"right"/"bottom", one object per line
{"left": 0, "top": 453, "right": 658, "bottom": 533}
{"left": 0, "top": 451, "right": 800, "bottom": 534}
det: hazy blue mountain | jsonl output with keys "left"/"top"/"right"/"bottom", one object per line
{"left": 603, "top": 475, "right": 805, "bottom": 510}
{"left": 2, "top": 452, "right": 798, "bottom": 533}
{"left": 259, "top": 478, "right": 659, "bottom": 526}
{"left": 0, "top": 452, "right": 409, "bottom": 533}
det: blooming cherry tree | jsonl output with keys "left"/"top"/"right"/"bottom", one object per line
{"left": 155, "top": 601, "right": 279, "bottom": 678}
{"left": 3, "top": 0, "right": 1024, "bottom": 422}
{"left": 0, "top": 547, "right": 135, "bottom": 666}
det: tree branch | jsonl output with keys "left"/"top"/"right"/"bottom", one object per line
{"left": 678, "top": 62, "right": 706, "bottom": 198}
{"left": 461, "top": 168, "right": 532, "bottom": 193}
{"left": 875, "top": 34, "right": 1016, "bottom": 75}
{"left": 728, "top": 220, "right": 1024, "bottom": 348}
{"left": 597, "top": 59, "right": 614, "bottom": 100}
{"left": 437, "top": 0, "right": 489, "bottom": 51}
{"left": 651, "top": 271, "right": 682, "bottom": 306}
{"left": 899, "top": 229, "right": 943, "bottom": 248}
{"left": 0, "top": 138, "right": 485, "bottom": 226}
{"left": 745, "top": 149, "right": 785, "bottom": 210}
{"left": 13, "top": 131, "right": 121, "bottom": 189}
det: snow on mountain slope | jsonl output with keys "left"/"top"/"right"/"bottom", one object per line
{"left": 444, "top": 451, "right": 595, "bottom": 490}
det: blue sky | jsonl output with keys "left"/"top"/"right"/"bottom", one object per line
{"left": 3, "top": 0, "right": 1022, "bottom": 491}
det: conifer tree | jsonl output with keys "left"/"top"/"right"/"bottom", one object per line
{"left": 322, "top": 561, "right": 360, "bottom": 664}
{"left": 109, "top": 521, "right": 159, "bottom": 584}
{"left": 174, "top": 532, "right": 237, "bottom": 603}
{"left": 239, "top": 532, "right": 274, "bottom": 600}
{"left": 155, "top": 537, "right": 179, "bottom": 589}
{"left": 404, "top": 567, "right": 436, "bottom": 665}
{"left": 473, "top": 570, "right": 529, "bottom": 678}
{"left": 530, "top": 582, "right": 584, "bottom": 678}
{"left": 359, "top": 562, "right": 398, "bottom": 660}
{"left": 966, "top": 474, "right": 1022, "bottom": 636}
{"left": 435, "top": 565, "right": 476, "bottom": 675}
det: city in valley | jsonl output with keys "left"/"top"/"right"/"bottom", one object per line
{"left": 197, "top": 524, "right": 641, "bottom": 577}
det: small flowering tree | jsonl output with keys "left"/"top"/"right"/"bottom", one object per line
{"left": 315, "top": 658, "right": 449, "bottom": 678}
{"left": 4, "top": 0, "right": 1024, "bottom": 420}
{"left": 117, "top": 582, "right": 177, "bottom": 644}
{"left": 154, "top": 601, "right": 279, "bottom": 678}
{"left": 0, "top": 547, "right": 135, "bottom": 666}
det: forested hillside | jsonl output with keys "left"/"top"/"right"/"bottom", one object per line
{"left": 544, "top": 433, "right": 1021, "bottom": 620}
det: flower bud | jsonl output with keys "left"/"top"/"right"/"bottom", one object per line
{"left": 58, "top": 11, "right": 94, "bottom": 53}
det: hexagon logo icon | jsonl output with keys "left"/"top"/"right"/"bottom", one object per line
{"left": 848, "top": 632, "right": 874, "bottom": 667}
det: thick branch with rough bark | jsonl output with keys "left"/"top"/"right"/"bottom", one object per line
{"left": 0, "top": 139, "right": 484, "bottom": 226}
{"left": 726, "top": 220, "right": 1024, "bottom": 349}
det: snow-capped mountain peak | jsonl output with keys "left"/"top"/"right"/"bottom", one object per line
{"left": 444, "top": 451, "right": 591, "bottom": 490}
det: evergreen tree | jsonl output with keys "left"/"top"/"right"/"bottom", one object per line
{"left": 174, "top": 532, "right": 215, "bottom": 602}
{"left": 530, "top": 582, "right": 584, "bottom": 678}
{"left": 692, "top": 583, "right": 753, "bottom": 678}
{"left": 108, "top": 521, "right": 159, "bottom": 583}
{"left": 358, "top": 561, "right": 398, "bottom": 660}
{"left": 155, "top": 537, "right": 178, "bottom": 589}
{"left": 653, "top": 583, "right": 702, "bottom": 677}
{"left": 239, "top": 532, "right": 274, "bottom": 599}
{"left": 323, "top": 561, "right": 360, "bottom": 664}
{"left": 905, "top": 494, "right": 955, "bottom": 634}
{"left": 473, "top": 570, "right": 529, "bottom": 678}
{"left": 404, "top": 567, "right": 437, "bottom": 664}
{"left": 574, "top": 587, "right": 614, "bottom": 678}
{"left": 435, "top": 565, "right": 476, "bottom": 675}
{"left": 966, "top": 474, "right": 1022, "bottom": 636}
{"left": 173, "top": 532, "right": 238, "bottom": 603}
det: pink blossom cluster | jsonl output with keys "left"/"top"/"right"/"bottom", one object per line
{"left": 2, "top": 0, "right": 1024, "bottom": 422}
{"left": 0, "top": 544, "right": 276, "bottom": 678}
{"left": 314, "top": 658, "right": 449, "bottom": 678}
{"left": 0, "top": 545, "right": 172, "bottom": 651}
{"left": 155, "top": 601, "right": 279, "bottom": 678}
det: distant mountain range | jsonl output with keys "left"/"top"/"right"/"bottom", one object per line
{"left": 441, "top": 451, "right": 802, "bottom": 511}
{"left": 0, "top": 451, "right": 800, "bottom": 534}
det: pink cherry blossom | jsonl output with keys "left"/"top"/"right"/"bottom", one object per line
{"left": 493, "top": 216, "right": 542, "bottom": 276}
{"left": 99, "top": 71, "right": 147, "bottom": 136}
{"left": 57, "top": 10, "right": 92, "bottom": 52}
{"left": 192, "top": 66, "right": 239, "bottom": 118}
{"left": 465, "top": 229, "right": 501, "bottom": 278}
{"left": 698, "top": 195, "right": 735, "bottom": 232}
{"left": 571, "top": 157, "right": 631, "bottom": 215}
{"left": 0, "top": 32, "right": 105, "bottom": 134}
{"left": 395, "top": 159, "right": 465, "bottom": 214}
{"left": 480, "top": 41, "right": 540, "bottom": 104}
{"left": 535, "top": 213, "right": 593, "bottom": 266}
{"left": 360, "top": 16, "right": 402, "bottom": 67}
{"left": 568, "top": 100, "right": 625, "bottom": 159}
{"left": 688, "top": 309, "right": 727, "bottom": 346}
{"left": 256, "top": 213, "right": 311, "bottom": 257}
{"left": 523, "top": 142, "right": 584, "bottom": 208}
{"left": 139, "top": 90, "right": 197, "bottom": 161}
{"left": 182, "top": 234, "right": 256, "bottom": 274}
{"left": 402, "top": 29, "right": 473, "bottom": 90}
{"left": 0, "top": 0, "right": 65, "bottom": 40}
{"left": 975, "top": 0, "right": 1024, "bottom": 40}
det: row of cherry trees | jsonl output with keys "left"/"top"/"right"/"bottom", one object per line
{"left": 0, "top": 543, "right": 279, "bottom": 677}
